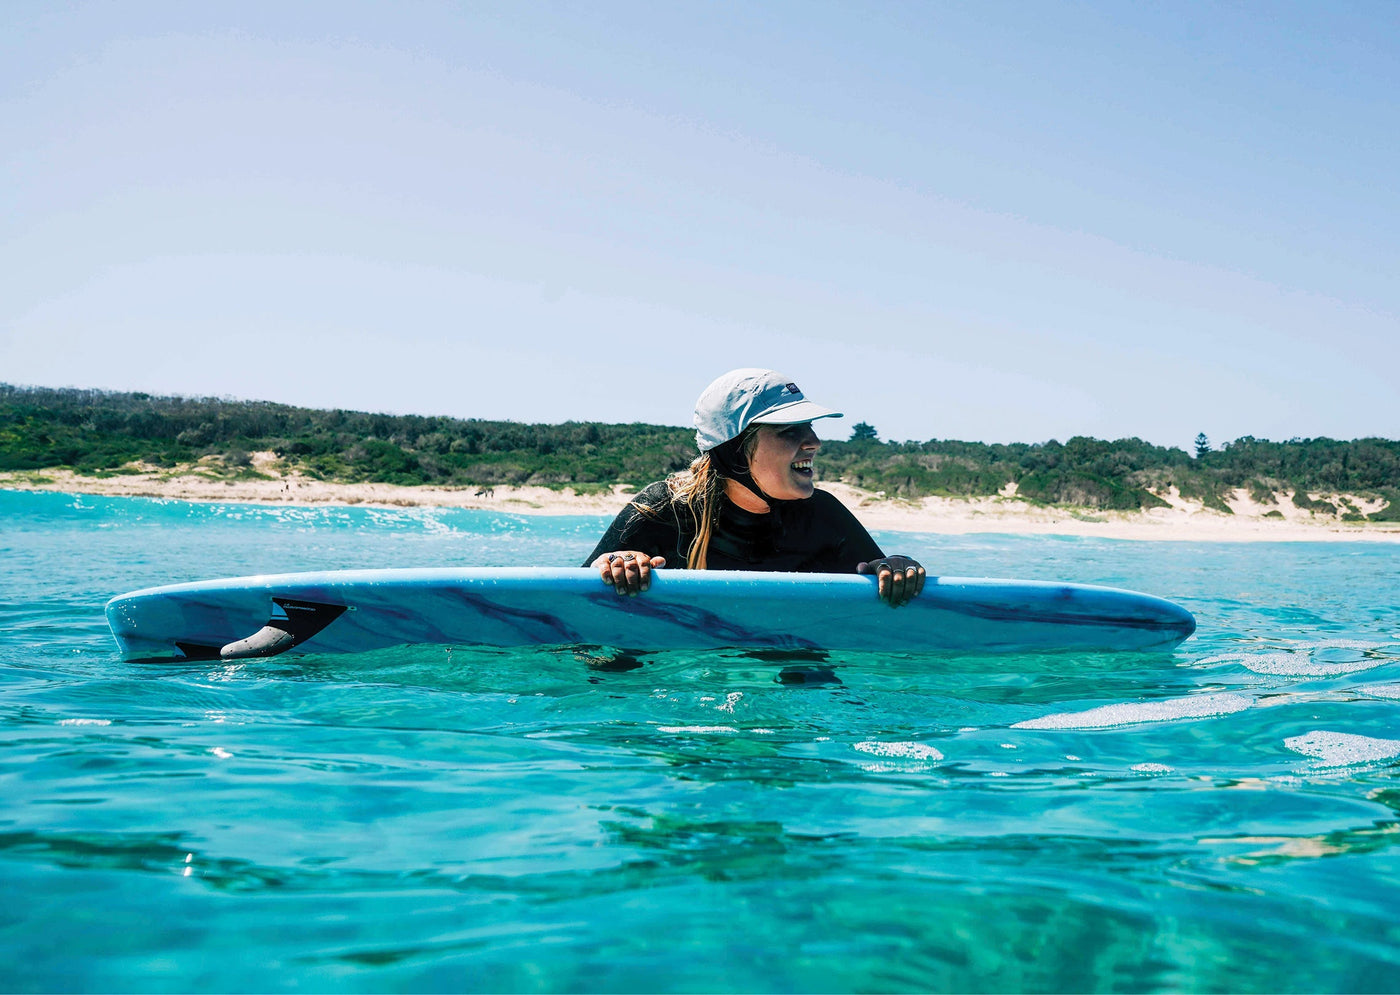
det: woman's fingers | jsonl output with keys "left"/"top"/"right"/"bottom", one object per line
{"left": 612, "top": 552, "right": 638, "bottom": 595}
{"left": 895, "top": 565, "right": 923, "bottom": 606}
{"left": 858, "top": 556, "right": 928, "bottom": 607}
{"left": 622, "top": 553, "right": 644, "bottom": 594}
{"left": 622, "top": 554, "right": 665, "bottom": 595}
{"left": 595, "top": 552, "right": 625, "bottom": 589}
{"left": 594, "top": 552, "right": 665, "bottom": 595}
{"left": 897, "top": 562, "right": 926, "bottom": 605}
{"left": 874, "top": 561, "right": 900, "bottom": 603}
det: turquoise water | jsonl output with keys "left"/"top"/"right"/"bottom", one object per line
{"left": 3, "top": 488, "right": 1400, "bottom": 993}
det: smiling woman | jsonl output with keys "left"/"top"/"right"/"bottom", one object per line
{"left": 584, "top": 369, "right": 926, "bottom": 606}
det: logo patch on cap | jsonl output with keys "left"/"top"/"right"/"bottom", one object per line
{"left": 785, "top": 383, "right": 801, "bottom": 394}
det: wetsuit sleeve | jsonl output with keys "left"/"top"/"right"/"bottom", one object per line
{"left": 811, "top": 490, "right": 885, "bottom": 572}
{"left": 581, "top": 482, "right": 686, "bottom": 567}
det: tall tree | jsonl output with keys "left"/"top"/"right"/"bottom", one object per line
{"left": 1194, "top": 433, "right": 1211, "bottom": 459}
{"left": 849, "top": 422, "right": 879, "bottom": 442}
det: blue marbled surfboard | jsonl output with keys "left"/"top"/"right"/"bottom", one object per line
{"left": 105, "top": 568, "right": 1196, "bottom": 661}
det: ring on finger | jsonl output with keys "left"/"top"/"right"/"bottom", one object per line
{"left": 622, "top": 552, "right": 636, "bottom": 561}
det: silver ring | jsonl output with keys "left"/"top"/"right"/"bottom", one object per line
{"left": 622, "top": 552, "right": 636, "bottom": 561}
{"left": 607, "top": 553, "right": 619, "bottom": 563}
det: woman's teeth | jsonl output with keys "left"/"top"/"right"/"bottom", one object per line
{"left": 791, "top": 458, "right": 813, "bottom": 474}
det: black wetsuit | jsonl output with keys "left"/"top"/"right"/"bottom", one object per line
{"left": 582, "top": 481, "right": 884, "bottom": 573}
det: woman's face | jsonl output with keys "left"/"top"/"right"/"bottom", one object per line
{"left": 746, "top": 422, "right": 822, "bottom": 501}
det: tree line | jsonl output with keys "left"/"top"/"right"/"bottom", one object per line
{"left": 3, "top": 384, "right": 1397, "bottom": 520}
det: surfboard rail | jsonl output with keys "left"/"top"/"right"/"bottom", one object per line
{"left": 105, "top": 567, "right": 1196, "bottom": 662}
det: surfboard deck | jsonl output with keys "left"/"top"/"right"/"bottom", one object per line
{"left": 105, "top": 568, "right": 1196, "bottom": 661}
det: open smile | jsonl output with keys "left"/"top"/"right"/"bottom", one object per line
{"left": 791, "top": 458, "right": 814, "bottom": 477}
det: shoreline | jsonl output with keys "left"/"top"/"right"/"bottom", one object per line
{"left": 6, "top": 460, "right": 1399, "bottom": 543}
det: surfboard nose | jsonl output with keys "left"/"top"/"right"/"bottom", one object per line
{"left": 1170, "top": 603, "right": 1197, "bottom": 640}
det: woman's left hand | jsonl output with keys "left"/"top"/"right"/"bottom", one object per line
{"left": 857, "top": 555, "right": 927, "bottom": 607}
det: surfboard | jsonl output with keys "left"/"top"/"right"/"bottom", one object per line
{"left": 105, "top": 568, "right": 1196, "bottom": 662}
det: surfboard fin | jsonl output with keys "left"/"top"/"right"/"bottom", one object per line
{"left": 220, "top": 598, "right": 348, "bottom": 660}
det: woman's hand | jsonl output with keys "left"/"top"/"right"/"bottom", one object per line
{"left": 857, "top": 555, "right": 927, "bottom": 607}
{"left": 592, "top": 551, "right": 666, "bottom": 596}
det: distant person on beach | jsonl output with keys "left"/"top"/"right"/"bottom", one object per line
{"left": 584, "top": 368, "right": 926, "bottom": 606}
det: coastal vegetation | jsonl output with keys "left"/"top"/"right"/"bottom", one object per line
{"left": 3, "top": 384, "right": 1398, "bottom": 520}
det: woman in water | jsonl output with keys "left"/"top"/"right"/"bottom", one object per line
{"left": 584, "top": 368, "right": 926, "bottom": 606}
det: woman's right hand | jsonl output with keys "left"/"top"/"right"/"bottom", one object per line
{"left": 591, "top": 551, "right": 666, "bottom": 596}
{"left": 857, "top": 555, "right": 927, "bottom": 607}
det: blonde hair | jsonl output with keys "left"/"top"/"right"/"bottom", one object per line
{"left": 635, "top": 428, "right": 761, "bottom": 569}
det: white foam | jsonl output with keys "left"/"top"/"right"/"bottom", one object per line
{"left": 1358, "top": 684, "right": 1400, "bottom": 700}
{"left": 58, "top": 718, "right": 111, "bottom": 726}
{"left": 1012, "top": 692, "right": 1252, "bottom": 730}
{"left": 1243, "top": 655, "right": 1386, "bottom": 676}
{"left": 656, "top": 725, "right": 740, "bottom": 734}
{"left": 1284, "top": 731, "right": 1400, "bottom": 766}
{"left": 1201, "top": 641, "right": 1391, "bottom": 677}
{"left": 853, "top": 741, "right": 944, "bottom": 761}
{"left": 1131, "top": 763, "right": 1174, "bottom": 773}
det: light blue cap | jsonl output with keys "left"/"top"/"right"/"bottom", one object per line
{"left": 693, "top": 368, "right": 843, "bottom": 452}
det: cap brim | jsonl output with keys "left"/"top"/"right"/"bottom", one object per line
{"left": 748, "top": 399, "right": 843, "bottom": 426}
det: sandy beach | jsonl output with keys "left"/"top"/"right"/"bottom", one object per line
{"left": 5, "top": 454, "right": 1398, "bottom": 542}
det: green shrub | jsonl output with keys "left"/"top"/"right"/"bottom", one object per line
{"left": 1015, "top": 470, "right": 1164, "bottom": 511}
{"left": 4, "top": 385, "right": 1398, "bottom": 504}
{"left": 1248, "top": 480, "right": 1276, "bottom": 504}
{"left": 1177, "top": 477, "right": 1234, "bottom": 514}
{"left": 1368, "top": 492, "right": 1400, "bottom": 522}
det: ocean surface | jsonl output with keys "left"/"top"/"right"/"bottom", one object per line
{"left": 3, "top": 488, "right": 1400, "bottom": 993}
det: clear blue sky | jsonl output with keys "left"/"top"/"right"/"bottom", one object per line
{"left": 3, "top": 1, "right": 1397, "bottom": 450}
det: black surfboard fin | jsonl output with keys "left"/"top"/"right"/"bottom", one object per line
{"left": 220, "top": 598, "right": 348, "bottom": 660}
